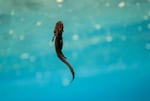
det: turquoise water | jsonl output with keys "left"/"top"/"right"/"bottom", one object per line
{"left": 0, "top": 0, "right": 150, "bottom": 101}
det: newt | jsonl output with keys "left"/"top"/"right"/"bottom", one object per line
{"left": 52, "top": 21, "right": 75, "bottom": 82}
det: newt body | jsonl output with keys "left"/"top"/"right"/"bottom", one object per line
{"left": 52, "top": 21, "right": 75, "bottom": 82}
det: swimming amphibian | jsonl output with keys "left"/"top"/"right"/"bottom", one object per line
{"left": 52, "top": 21, "right": 75, "bottom": 82}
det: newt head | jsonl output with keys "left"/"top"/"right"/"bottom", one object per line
{"left": 54, "top": 21, "right": 64, "bottom": 35}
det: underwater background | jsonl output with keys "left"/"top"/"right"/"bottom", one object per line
{"left": 0, "top": 0, "right": 150, "bottom": 101}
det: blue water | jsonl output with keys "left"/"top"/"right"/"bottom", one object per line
{"left": 0, "top": 0, "right": 150, "bottom": 101}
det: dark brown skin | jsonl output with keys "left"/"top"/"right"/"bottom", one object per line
{"left": 52, "top": 21, "right": 75, "bottom": 82}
